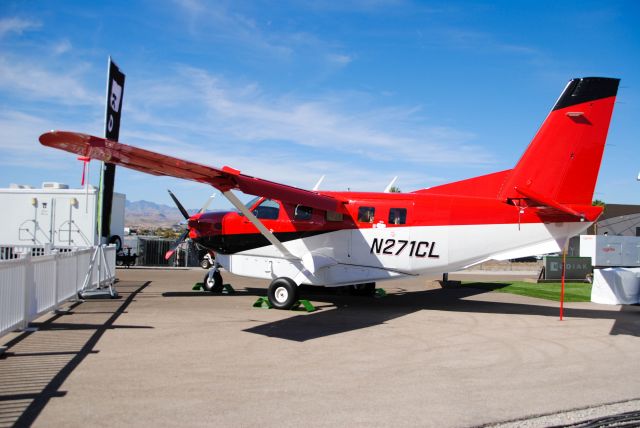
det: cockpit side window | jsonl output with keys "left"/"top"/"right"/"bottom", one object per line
{"left": 294, "top": 205, "right": 312, "bottom": 221}
{"left": 388, "top": 208, "right": 407, "bottom": 225}
{"left": 357, "top": 206, "right": 375, "bottom": 223}
{"left": 253, "top": 199, "right": 280, "bottom": 220}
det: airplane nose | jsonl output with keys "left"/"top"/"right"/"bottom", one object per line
{"left": 188, "top": 211, "right": 227, "bottom": 241}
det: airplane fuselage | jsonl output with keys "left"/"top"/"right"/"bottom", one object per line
{"left": 189, "top": 192, "right": 599, "bottom": 286}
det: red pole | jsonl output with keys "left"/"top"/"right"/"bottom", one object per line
{"left": 78, "top": 156, "right": 90, "bottom": 186}
{"left": 560, "top": 247, "right": 566, "bottom": 321}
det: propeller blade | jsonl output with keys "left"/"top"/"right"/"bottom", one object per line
{"left": 198, "top": 193, "right": 216, "bottom": 214}
{"left": 167, "top": 189, "right": 190, "bottom": 220}
{"left": 164, "top": 229, "right": 190, "bottom": 260}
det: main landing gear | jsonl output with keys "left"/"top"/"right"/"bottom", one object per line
{"left": 267, "top": 277, "right": 299, "bottom": 310}
{"left": 203, "top": 269, "right": 376, "bottom": 310}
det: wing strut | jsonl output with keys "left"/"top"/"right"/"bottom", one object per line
{"left": 222, "top": 190, "right": 299, "bottom": 260}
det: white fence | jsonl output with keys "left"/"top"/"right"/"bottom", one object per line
{"left": 0, "top": 246, "right": 116, "bottom": 338}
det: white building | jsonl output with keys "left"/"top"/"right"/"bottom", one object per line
{"left": 0, "top": 182, "right": 124, "bottom": 249}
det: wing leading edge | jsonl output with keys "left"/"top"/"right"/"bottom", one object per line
{"left": 39, "top": 131, "right": 341, "bottom": 212}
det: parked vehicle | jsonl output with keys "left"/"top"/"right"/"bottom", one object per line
{"left": 200, "top": 252, "right": 214, "bottom": 269}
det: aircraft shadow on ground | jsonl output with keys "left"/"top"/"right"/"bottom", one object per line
{"left": 243, "top": 284, "right": 640, "bottom": 342}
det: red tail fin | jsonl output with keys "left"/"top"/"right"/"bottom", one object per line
{"left": 499, "top": 77, "right": 619, "bottom": 205}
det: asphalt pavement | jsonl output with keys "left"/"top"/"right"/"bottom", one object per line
{"left": 1, "top": 267, "right": 639, "bottom": 427}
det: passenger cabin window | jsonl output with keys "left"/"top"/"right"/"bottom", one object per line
{"left": 358, "top": 206, "right": 375, "bottom": 223}
{"left": 294, "top": 205, "right": 312, "bottom": 221}
{"left": 389, "top": 208, "right": 407, "bottom": 225}
{"left": 253, "top": 199, "right": 280, "bottom": 220}
{"left": 326, "top": 211, "right": 343, "bottom": 222}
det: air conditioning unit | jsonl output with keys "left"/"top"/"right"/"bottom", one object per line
{"left": 42, "top": 182, "right": 69, "bottom": 189}
{"left": 9, "top": 183, "right": 35, "bottom": 189}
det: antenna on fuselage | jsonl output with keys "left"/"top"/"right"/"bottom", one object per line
{"left": 384, "top": 176, "right": 398, "bottom": 193}
{"left": 198, "top": 193, "right": 217, "bottom": 214}
{"left": 312, "top": 175, "right": 325, "bottom": 191}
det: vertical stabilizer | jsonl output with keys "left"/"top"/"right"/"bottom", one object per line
{"left": 499, "top": 77, "right": 619, "bottom": 205}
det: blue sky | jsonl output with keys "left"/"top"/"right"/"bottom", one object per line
{"left": 0, "top": 0, "right": 638, "bottom": 210}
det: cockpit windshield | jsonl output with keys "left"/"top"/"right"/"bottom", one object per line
{"left": 245, "top": 196, "right": 260, "bottom": 210}
{"left": 237, "top": 196, "right": 261, "bottom": 216}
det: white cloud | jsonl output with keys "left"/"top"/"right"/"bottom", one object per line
{"left": 169, "top": 2, "right": 356, "bottom": 67}
{"left": 0, "top": 55, "right": 100, "bottom": 105}
{"left": 111, "top": 66, "right": 493, "bottom": 195}
{"left": 0, "top": 17, "right": 40, "bottom": 38}
{"left": 145, "top": 66, "right": 491, "bottom": 166}
{"left": 326, "top": 53, "right": 354, "bottom": 65}
{"left": 0, "top": 111, "right": 52, "bottom": 152}
{"left": 52, "top": 39, "right": 72, "bottom": 55}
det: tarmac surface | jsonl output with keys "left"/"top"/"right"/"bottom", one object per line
{"left": 1, "top": 267, "right": 639, "bottom": 427}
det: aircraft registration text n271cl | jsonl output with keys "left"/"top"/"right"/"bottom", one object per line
{"left": 370, "top": 238, "right": 440, "bottom": 258}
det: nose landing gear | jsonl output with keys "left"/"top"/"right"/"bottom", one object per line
{"left": 202, "top": 268, "right": 223, "bottom": 293}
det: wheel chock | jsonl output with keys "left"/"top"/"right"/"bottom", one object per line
{"left": 374, "top": 288, "right": 387, "bottom": 298}
{"left": 291, "top": 299, "right": 316, "bottom": 312}
{"left": 222, "top": 284, "right": 235, "bottom": 294}
{"left": 253, "top": 297, "right": 273, "bottom": 309}
{"left": 252, "top": 298, "right": 316, "bottom": 312}
{"left": 193, "top": 282, "right": 203, "bottom": 291}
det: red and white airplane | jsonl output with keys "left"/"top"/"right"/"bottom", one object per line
{"left": 40, "top": 77, "right": 619, "bottom": 309}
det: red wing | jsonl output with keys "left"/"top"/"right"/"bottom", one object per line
{"left": 39, "top": 131, "right": 341, "bottom": 212}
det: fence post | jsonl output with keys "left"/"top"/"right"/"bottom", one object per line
{"left": 20, "top": 253, "right": 33, "bottom": 330}
{"left": 53, "top": 251, "right": 60, "bottom": 311}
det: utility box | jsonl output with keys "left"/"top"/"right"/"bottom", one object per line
{"left": 0, "top": 183, "right": 125, "bottom": 248}
{"left": 580, "top": 235, "right": 640, "bottom": 268}
{"left": 543, "top": 256, "right": 592, "bottom": 280}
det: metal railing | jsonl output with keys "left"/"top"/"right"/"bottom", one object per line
{"left": 0, "top": 244, "right": 76, "bottom": 260}
{"left": 0, "top": 246, "right": 116, "bottom": 339}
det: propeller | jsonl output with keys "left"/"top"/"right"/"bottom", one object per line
{"left": 168, "top": 189, "right": 190, "bottom": 220}
{"left": 164, "top": 190, "right": 217, "bottom": 261}
{"left": 165, "top": 228, "right": 189, "bottom": 260}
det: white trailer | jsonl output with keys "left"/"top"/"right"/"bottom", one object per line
{"left": 580, "top": 235, "right": 640, "bottom": 268}
{"left": 0, "top": 183, "right": 125, "bottom": 249}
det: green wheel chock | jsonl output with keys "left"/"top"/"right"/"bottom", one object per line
{"left": 290, "top": 300, "right": 316, "bottom": 312}
{"left": 252, "top": 297, "right": 315, "bottom": 311}
{"left": 374, "top": 288, "right": 387, "bottom": 298}
{"left": 253, "top": 296, "right": 273, "bottom": 309}
{"left": 296, "top": 299, "right": 316, "bottom": 312}
{"left": 193, "top": 282, "right": 203, "bottom": 291}
{"left": 222, "top": 284, "right": 235, "bottom": 294}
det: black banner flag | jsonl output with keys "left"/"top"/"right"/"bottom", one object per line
{"left": 100, "top": 58, "right": 125, "bottom": 242}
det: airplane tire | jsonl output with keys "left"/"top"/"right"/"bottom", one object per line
{"left": 268, "top": 277, "right": 298, "bottom": 310}
{"left": 349, "top": 282, "right": 376, "bottom": 296}
{"left": 202, "top": 270, "right": 223, "bottom": 293}
{"left": 108, "top": 235, "right": 123, "bottom": 252}
{"left": 200, "top": 258, "right": 212, "bottom": 269}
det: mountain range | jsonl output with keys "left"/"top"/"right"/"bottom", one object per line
{"left": 125, "top": 199, "right": 196, "bottom": 228}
